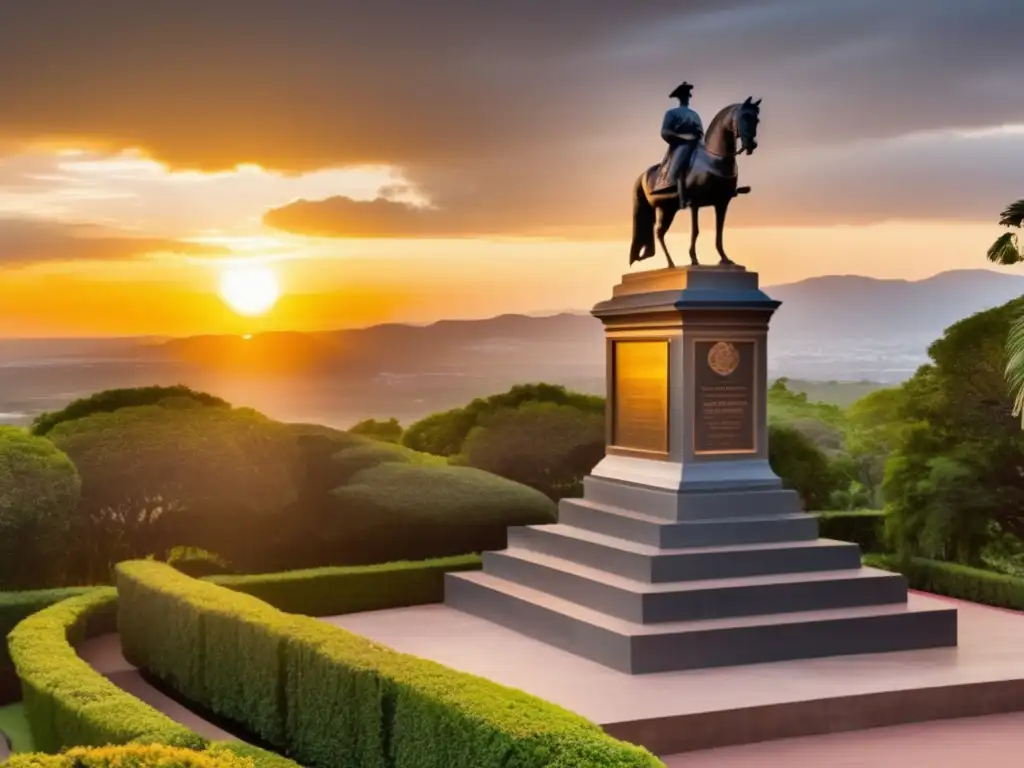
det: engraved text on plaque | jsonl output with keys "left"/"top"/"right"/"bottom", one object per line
{"left": 693, "top": 340, "right": 756, "bottom": 454}
{"left": 612, "top": 340, "right": 669, "bottom": 453}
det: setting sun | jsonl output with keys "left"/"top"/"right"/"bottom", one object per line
{"left": 218, "top": 264, "right": 281, "bottom": 317}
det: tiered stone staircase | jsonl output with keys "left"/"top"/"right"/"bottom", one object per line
{"left": 446, "top": 477, "right": 958, "bottom": 673}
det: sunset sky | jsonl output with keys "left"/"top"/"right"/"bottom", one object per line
{"left": 1, "top": 1, "right": 1022, "bottom": 337}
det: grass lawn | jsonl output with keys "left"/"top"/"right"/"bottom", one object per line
{"left": 0, "top": 702, "right": 35, "bottom": 753}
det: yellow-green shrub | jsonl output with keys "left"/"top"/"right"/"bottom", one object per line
{"left": 117, "top": 561, "right": 664, "bottom": 768}
{"left": 0, "top": 587, "right": 101, "bottom": 705}
{"left": 3, "top": 744, "right": 248, "bottom": 768}
{"left": 7, "top": 590, "right": 203, "bottom": 752}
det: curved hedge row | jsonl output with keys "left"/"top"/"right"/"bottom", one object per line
{"left": 117, "top": 560, "right": 664, "bottom": 768}
{"left": 6, "top": 590, "right": 295, "bottom": 768}
{"left": 0, "top": 588, "right": 100, "bottom": 706}
{"left": 7, "top": 589, "right": 201, "bottom": 752}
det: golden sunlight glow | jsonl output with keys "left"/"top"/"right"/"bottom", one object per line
{"left": 218, "top": 264, "right": 281, "bottom": 317}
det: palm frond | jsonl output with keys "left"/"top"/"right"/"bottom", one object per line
{"left": 1005, "top": 309, "right": 1024, "bottom": 425}
{"left": 998, "top": 200, "right": 1024, "bottom": 229}
{"left": 987, "top": 232, "right": 1022, "bottom": 265}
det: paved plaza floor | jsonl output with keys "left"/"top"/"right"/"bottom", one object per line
{"left": 327, "top": 591, "right": 1024, "bottom": 755}
{"left": 665, "top": 711, "right": 1024, "bottom": 767}
{"left": 69, "top": 591, "right": 1024, "bottom": 762}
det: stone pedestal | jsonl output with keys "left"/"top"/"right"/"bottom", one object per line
{"left": 446, "top": 266, "right": 957, "bottom": 673}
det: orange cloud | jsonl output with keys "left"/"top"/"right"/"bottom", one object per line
{"left": 0, "top": 218, "right": 229, "bottom": 266}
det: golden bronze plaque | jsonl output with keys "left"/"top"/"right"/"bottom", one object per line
{"left": 611, "top": 340, "right": 670, "bottom": 453}
{"left": 693, "top": 340, "right": 756, "bottom": 454}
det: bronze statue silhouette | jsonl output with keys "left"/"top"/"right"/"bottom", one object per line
{"left": 630, "top": 96, "right": 761, "bottom": 268}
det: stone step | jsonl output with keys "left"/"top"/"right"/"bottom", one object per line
{"left": 582, "top": 475, "right": 802, "bottom": 521}
{"left": 482, "top": 548, "right": 907, "bottom": 623}
{"left": 444, "top": 571, "right": 958, "bottom": 674}
{"left": 508, "top": 524, "right": 863, "bottom": 583}
{"left": 558, "top": 498, "right": 818, "bottom": 548}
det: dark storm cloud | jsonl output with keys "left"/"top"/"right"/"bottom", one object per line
{"left": 0, "top": 0, "right": 1021, "bottom": 231}
{"left": 0, "top": 219, "right": 229, "bottom": 266}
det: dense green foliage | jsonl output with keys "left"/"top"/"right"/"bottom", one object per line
{"left": 5, "top": 387, "right": 551, "bottom": 589}
{"left": 766, "top": 423, "right": 839, "bottom": 510}
{"left": 116, "top": 560, "right": 664, "bottom": 768}
{"left": 209, "top": 555, "right": 481, "bottom": 616}
{"left": 410, "top": 381, "right": 848, "bottom": 507}
{"left": 985, "top": 199, "right": 1024, "bottom": 266}
{"left": 48, "top": 405, "right": 300, "bottom": 579}
{"left": 402, "top": 383, "right": 604, "bottom": 457}
{"left": 0, "top": 429, "right": 81, "bottom": 589}
{"left": 843, "top": 387, "right": 912, "bottom": 509}
{"left": 278, "top": 425, "right": 547, "bottom": 568}
{"left": 347, "top": 417, "right": 403, "bottom": 443}
{"left": 457, "top": 402, "right": 604, "bottom": 500}
{"left": 326, "top": 463, "right": 555, "bottom": 563}
{"left": 7, "top": 589, "right": 203, "bottom": 751}
{"left": 881, "top": 298, "right": 1024, "bottom": 566}
{"left": 31, "top": 386, "right": 229, "bottom": 437}
{"left": 816, "top": 510, "right": 887, "bottom": 553}
{"left": 865, "top": 554, "right": 1024, "bottom": 611}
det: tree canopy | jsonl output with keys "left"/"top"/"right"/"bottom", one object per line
{"left": 347, "top": 417, "right": 403, "bottom": 443}
{"left": 402, "top": 383, "right": 603, "bottom": 456}
{"left": 0, "top": 427, "right": 81, "bottom": 588}
{"left": 882, "top": 298, "right": 1024, "bottom": 565}
{"left": 48, "top": 404, "right": 299, "bottom": 576}
{"left": 457, "top": 401, "right": 605, "bottom": 500}
{"left": 31, "top": 385, "right": 229, "bottom": 436}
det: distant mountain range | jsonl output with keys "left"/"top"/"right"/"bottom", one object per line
{"left": 764, "top": 269, "right": 1024, "bottom": 340}
{"left": 2, "top": 269, "right": 1021, "bottom": 428}
{"left": 140, "top": 268, "right": 1024, "bottom": 370}
{"left": 3, "top": 269, "right": 1022, "bottom": 384}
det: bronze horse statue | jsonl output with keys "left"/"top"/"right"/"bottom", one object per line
{"left": 629, "top": 98, "right": 761, "bottom": 268}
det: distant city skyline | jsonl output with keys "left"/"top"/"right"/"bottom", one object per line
{"left": 0, "top": 1, "right": 1021, "bottom": 336}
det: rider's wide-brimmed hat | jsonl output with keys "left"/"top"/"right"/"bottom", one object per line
{"left": 669, "top": 82, "right": 693, "bottom": 99}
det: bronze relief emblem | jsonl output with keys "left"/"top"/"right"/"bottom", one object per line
{"left": 707, "top": 341, "right": 740, "bottom": 377}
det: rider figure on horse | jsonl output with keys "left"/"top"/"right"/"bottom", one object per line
{"left": 657, "top": 82, "right": 703, "bottom": 209}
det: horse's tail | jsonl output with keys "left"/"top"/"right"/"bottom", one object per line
{"left": 629, "top": 174, "right": 655, "bottom": 265}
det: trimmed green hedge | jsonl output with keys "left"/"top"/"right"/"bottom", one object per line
{"left": 7, "top": 589, "right": 202, "bottom": 752}
{"left": 6, "top": 590, "right": 295, "bottom": 768}
{"left": 209, "top": 555, "right": 481, "bottom": 616}
{"left": 815, "top": 510, "right": 886, "bottom": 553}
{"left": 117, "top": 560, "right": 664, "bottom": 768}
{"left": 864, "top": 554, "right": 1024, "bottom": 611}
{"left": 0, "top": 588, "right": 101, "bottom": 706}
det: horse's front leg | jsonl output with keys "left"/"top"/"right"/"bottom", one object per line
{"left": 715, "top": 200, "right": 734, "bottom": 265}
{"left": 655, "top": 204, "right": 678, "bottom": 268}
{"left": 689, "top": 204, "right": 700, "bottom": 265}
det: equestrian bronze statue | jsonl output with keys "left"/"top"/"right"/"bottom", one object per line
{"left": 630, "top": 83, "right": 762, "bottom": 268}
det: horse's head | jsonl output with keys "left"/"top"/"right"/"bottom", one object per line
{"left": 737, "top": 97, "right": 761, "bottom": 155}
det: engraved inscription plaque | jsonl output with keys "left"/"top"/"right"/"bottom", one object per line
{"left": 694, "top": 340, "right": 757, "bottom": 454}
{"left": 612, "top": 340, "right": 669, "bottom": 453}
